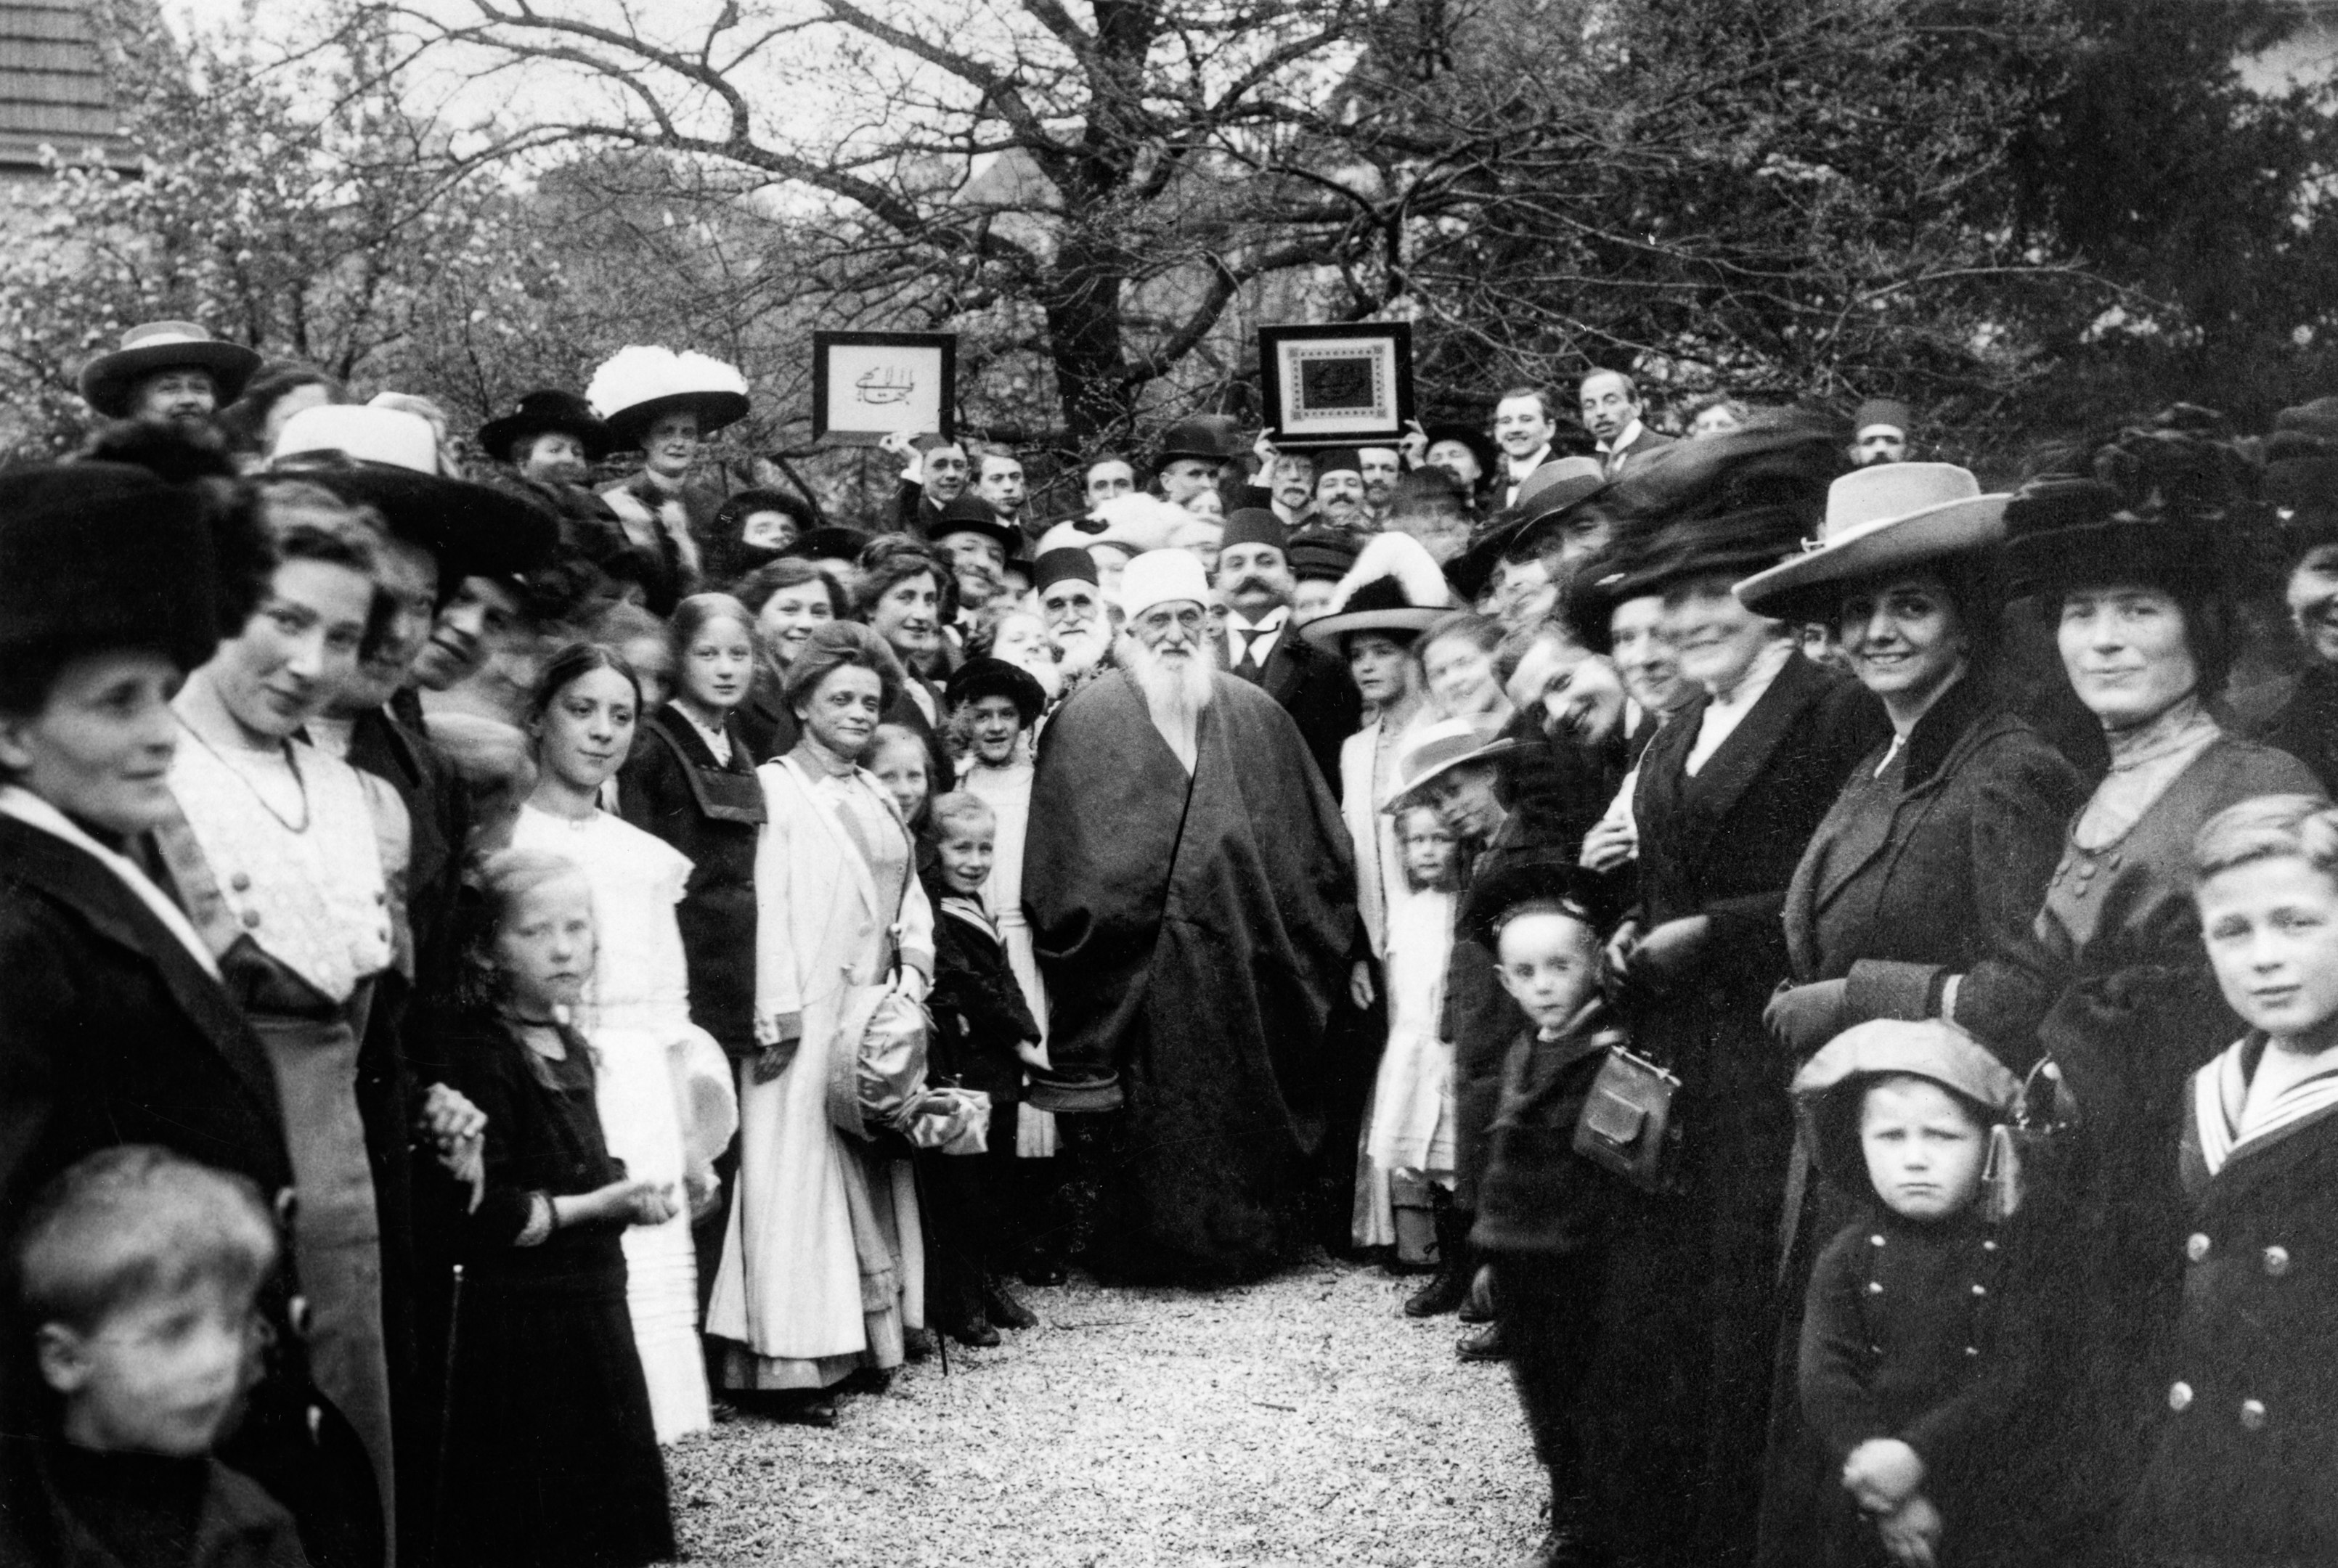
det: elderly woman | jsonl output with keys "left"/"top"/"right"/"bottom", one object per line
{"left": 2001, "top": 415, "right": 2322, "bottom": 1561}
{"left": 0, "top": 463, "right": 379, "bottom": 1568}
{"left": 708, "top": 622, "right": 935, "bottom": 1421}
{"left": 1735, "top": 463, "right": 2089, "bottom": 1567}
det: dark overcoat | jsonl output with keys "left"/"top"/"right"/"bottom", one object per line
{"left": 1218, "top": 624, "right": 1361, "bottom": 799}
{"left": 1579, "top": 650, "right": 1887, "bottom": 1568}
{"left": 1025, "top": 671, "right": 1354, "bottom": 1282}
{"left": 2121, "top": 1037, "right": 2338, "bottom": 1564}
{"left": 2253, "top": 661, "right": 2338, "bottom": 796}
{"left": 616, "top": 706, "right": 763, "bottom": 1053}
{"left": 1759, "top": 679, "right": 2084, "bottom": 1567}
{"left": 0, "top": 815, "right": 380, "bottom": 1568}
{"left": 925, "top": 891, "right": 1040, "bottom": 1110}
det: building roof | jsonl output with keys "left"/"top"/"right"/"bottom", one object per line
{"left": 0, "top": 0, "right": 133, "bottom": 173}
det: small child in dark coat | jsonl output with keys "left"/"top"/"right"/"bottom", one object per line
{"left": 11, "top": 1145, "right": 309, "bottom": 1568}
{"left": 920, "top": 791, "right": 1046, "bottom": 1347}
{"left": 1792, "top": 1018, "right": 2038, "bottom": 1568}
{"left": 1465, "top": 852, "right": 1629, "bottom": 1568}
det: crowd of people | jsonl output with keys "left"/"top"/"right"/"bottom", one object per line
{"left": 1, "top": 313, "right": 2335, "bottom": 1568}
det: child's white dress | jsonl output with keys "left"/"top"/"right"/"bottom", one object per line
{"left": 1353, "top": 887, "right": 1457, "bottom": 1247}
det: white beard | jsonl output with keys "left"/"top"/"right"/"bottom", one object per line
{"left": 1123, "top": 635, "right": 1215, "bottom": 772}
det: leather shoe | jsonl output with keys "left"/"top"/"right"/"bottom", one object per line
{"left": 1458, "top": 1265, "right": 1496, "bottom": 1323}
{"left": 984, "top": 1277, "right": 1039, "bottom": 1330}
{"left": 946, "top": 1314, "right": 1001, "bottom": 1349}
{"left": 1457, "top": 1319, "right": 1508, "bottom": 1362}
{"left": 903, "top": 1326, "right": 937, "bottom": 1362}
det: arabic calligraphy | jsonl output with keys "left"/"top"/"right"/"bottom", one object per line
{"left": 855, "top": 366, "right": 916, "bottom": 406}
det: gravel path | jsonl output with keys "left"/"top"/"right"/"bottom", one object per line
{"left": 667, "top": 1257, "right": 1547, "bottom": 1567}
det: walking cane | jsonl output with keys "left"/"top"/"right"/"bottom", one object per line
{"left": 906, "top": 1151, "right": 950, "bottom": 1378}
{"left": 430, "top": 1263, "right": 465, "bottom": 1565}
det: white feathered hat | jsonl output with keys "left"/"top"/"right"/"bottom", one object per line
{"left": 586, "top": 346, "right": 751, "bottom": 447}
{"left": 1300, "top": 532, "right": 1459, "bottom": 653}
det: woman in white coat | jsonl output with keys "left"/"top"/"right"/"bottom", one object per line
{"left": 709, "top": 622, "right": 935, "bottom": 1421}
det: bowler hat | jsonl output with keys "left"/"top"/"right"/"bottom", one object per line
{"left": 477, "top": 389, "right": 612, "bottom": 465}
{"left": 929, "top": 495, "right": 1021, "bottom": 558}
{"left": 270, "top": 405, "right": 558, "bottom": 579}
{"left": 1735, "top": 463, "right": 2008, "bottom": 622}
{"left": 78, "top": 322, "right": 262, "bottom": 420}
{"left": 1422, "top": 422, "right": 1498, "bottom": 481}
{"left": 1155, "top": 416, "right": 1239, "bottom": 467}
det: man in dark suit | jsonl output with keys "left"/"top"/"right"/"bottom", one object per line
{"left": 1580, "top": 369, "right": 1675, "bottom": 479}
{"left": 1214, "top": 507, "right": 1361, "bottom": 793}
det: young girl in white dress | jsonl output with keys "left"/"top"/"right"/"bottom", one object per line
{"left": 507, "top": 642, "right": 736, "bottom": 1444}
{"left": 1353, "top": 803, "right": 1463, "bottom": 1252}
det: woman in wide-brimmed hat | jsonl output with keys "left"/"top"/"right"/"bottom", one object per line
{"left": 1736, "top": 462, "right": 2088, "bottom": 1568}
{"left": 1995, "top": 408, "right": 2321, "bottom": 1563}
{"left": 588, "top": 346, "right": 752, "bottom": 612}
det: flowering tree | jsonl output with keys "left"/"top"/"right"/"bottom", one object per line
{"left": 0, "top": 1, "right": 540, "bottom": 458}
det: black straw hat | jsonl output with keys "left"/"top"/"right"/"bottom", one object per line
{"left": 477, "top": 389, "right": 612, "bottom": 465}
{"left": 944, "top": 656, "right": 1047, "bottom": 724}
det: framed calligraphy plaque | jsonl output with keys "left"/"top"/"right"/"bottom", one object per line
{"left": 812, "top": 331, "right": 956, "bottom": 446}
{"left": 1256, "top": 322, "right": 1414, "bottom": 448}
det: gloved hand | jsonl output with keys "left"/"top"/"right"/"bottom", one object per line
{"left": 1619, "top": 915, "right": 1710, "bottom": 1002}
{"left": 1764, "top": 978, "right": 1852, "bottom": 1058}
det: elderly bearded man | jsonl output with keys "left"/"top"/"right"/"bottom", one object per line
{"left": 1025, "top": 550, "right": 1355, "bottom": 1283}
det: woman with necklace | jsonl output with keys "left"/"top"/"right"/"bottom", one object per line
{"left": 156, "top": 481, "right": 415, "bottom": 1556}
{"left": 1735, "top": 464, "right": 2087, "bottom": 1567}
{"left": 505, "top": 644, "right": 736, "bottom": 1445}
{"left": 1999, "top": 416, "right": 2321, "bottom": 1564}
{"left": 616, "top": 593, "right": 766, "bottom": 1306}
{"left": 707, "top": 622, "right": 935, "bottom": 1423}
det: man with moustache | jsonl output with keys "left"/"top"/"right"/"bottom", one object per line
{"left": 1580, "top": 369, "right": 1674, "bottom": 479}
{"left": 1311, "top": 448, "right": 1372, "bottom": 537}
{"left": 1024, "top": 549, "right": 1354, "bottom": 1285}
{"left": 1033, "top": 546, "right": 1116, "bottom": 689}
{"left": 1357, "top": 445, "right": 1404, "bottom": 531}
{"left": 1215, "top": 508, "right": 1362, "bottom": 792}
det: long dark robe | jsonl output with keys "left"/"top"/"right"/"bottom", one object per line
{"left": 1025, "top": 669, "right": 1355, "bottom": 1283}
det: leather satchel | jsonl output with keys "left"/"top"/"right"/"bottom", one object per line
{"left": 1981, "top": 1056, "right": 2080, "bottom": 1224}
{"left": 1573, "top": 1044, "right": 1682, "bottom": 1193}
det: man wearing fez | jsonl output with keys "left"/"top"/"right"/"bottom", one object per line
{"left": 1850, "top": 397, "right": 1913, "bottom": 466}
{"left": 78, "top": 321, "right": 261, "bottom": 433}
{"left": 1025, "top": 549, "right": 1354, "bottom": 1284}
{"left": 1311, "top": 447, "right": 1373, "bottom": 536}
{"left": 1217, "top": 508, "right": 1362, "bottom": 792}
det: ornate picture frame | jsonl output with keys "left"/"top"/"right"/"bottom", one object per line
{"left": 1256, "top": 322, "right": 1415, "bottom": 447}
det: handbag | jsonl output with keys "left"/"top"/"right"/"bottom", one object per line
{"left": 1981, "top": 1055, "right": 2080, "bottom": 1224}
{"left": 1573, "top": 1043, "right": 1682, "bottom": 1193}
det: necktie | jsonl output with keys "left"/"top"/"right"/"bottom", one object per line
{"left": 1229, "top": 615, "right": 1285, "bottom": 679}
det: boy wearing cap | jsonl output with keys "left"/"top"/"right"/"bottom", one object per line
{"left": 1470, "top": 855, "right": 1630, "bottom": 1568}
{"left": 1792, "top": 1020, "right": 2041, "bottom": 1568}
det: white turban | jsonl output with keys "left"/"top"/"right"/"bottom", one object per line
{"left": 1117, "top": 547, "right": 1211, "bottom": 619}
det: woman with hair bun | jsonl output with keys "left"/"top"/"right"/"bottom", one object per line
{"left": 507, "top": 642, "right": 736, "bottom": 1446}
{"left": 708, "top": 621, "right": 935, "bottom": 1422}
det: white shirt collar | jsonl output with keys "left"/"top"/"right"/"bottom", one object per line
{"left": 1504, "top": 444, "right": 1551, "bottom": 480}
{"left": 1683, "top": 641, "right": 1796, "bottom": 777}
